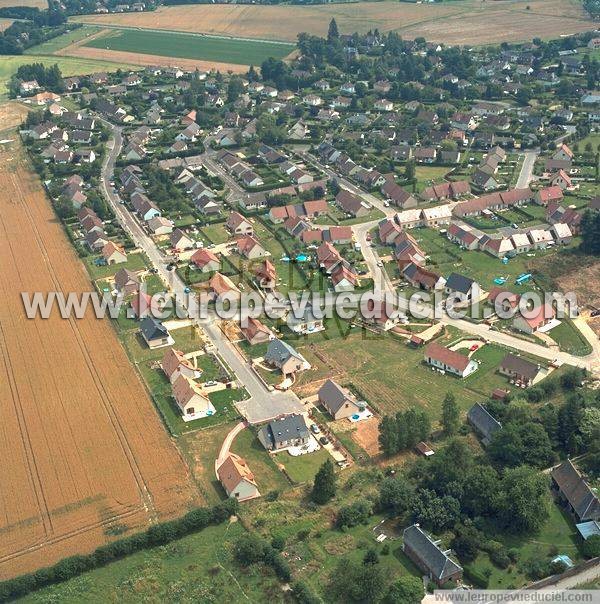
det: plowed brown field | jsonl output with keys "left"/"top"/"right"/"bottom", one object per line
{"left": 72, "top": 0, "right": 593, "bottom": 46}
{"left": 0, "top": 125, "right": 200, "bottom": 579}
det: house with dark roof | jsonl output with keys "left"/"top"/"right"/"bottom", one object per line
{"left": 264, "top": 340, "right": 310, "bottom": 376}
{"left": 498, "top": 353, "right": 539, "bottom": 387}
{"left": 467, "top": 403, "right": 502, "bottom": 446}
{"left": 402, "top": 525, "right": 463, "bottom": 586}
{"left": 258, "top": 414, "right": 310, "bottom": 451}
{"left": 140, "top": 317, "right": 174, "bottom": 349}
{"left": 444, "top": 273, "right": 477, "bottom": 301}
{"left": 318, "top": 379, "right": 362, "bottom": 420}
{"left": 551, "top": 460, "right": 600, "bottom": 522}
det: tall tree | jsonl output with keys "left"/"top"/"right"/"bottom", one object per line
{"left": 384, "top": 576, "right": 424, "bottom": 604}
{"left": 441, "top": 392, "right": 460, "bottom": 435}
{"left": 327, "top": 18, "right": 339, "bottom": 43}
{"left": 311, "top": 459, "right": 336, "bottom": 505}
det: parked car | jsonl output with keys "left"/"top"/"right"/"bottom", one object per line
{"left": 310, "top": 423, "right": 320, "bottom": 434}
{"left": 319, "top": 436, "right": 329, "bottom": 445}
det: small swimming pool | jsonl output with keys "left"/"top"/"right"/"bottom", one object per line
{"left": 296, "top": 254, "right": 308, "bottom": 262}
{"left": 351, "top": 414, "right": 360, "bottom": 420}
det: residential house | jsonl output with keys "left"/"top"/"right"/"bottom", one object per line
{"left": 444, "top": 273, "right": 477, "bottom": 301}
{"left": 258, "top": 414, "right": 310, "bottom": 451}
{"left": 114, "top": 268, "right": 140, "bottom": 296}
{"left": 336, "top": 189, "right": 368, "bottom": 218}
{"left": 236, "top": 235, "right": 267, "bottom": 259}
{"left": 535, "top": 186, "right": 563, "bottom": 206}
{"left": 498, "top": 353, "right": 539, "bottom": 387}
{"left": 140, "top": 317, "right": 174, "bottom": 349}
{"left": 254, "top": 259, "right": 277, "bottom": 291}
{"left": 162, "top": 348, "right": 202, "bottom": 384}
{"left": 264, "top": 339, "right": 310, "bottom": 376}
{"left": 402, "top": 525, "right": 463, "bottom": 587}
{"left": 424, "top": 342, "right": 478, "bottom": 378}
{"left": 552, "top": 460, "right": 600, "bottom": 522}
{"left": 403, "top": 264, "right": 445, "bottom": 291}
{"left": 208, "top": 272, "right": 240, "bottom": 298}
{"left": 101, "top": 241, "right": 127, "bottom": 265}
{"left": 287, "top": 306, "right": 324, "bottom": 335}
{"left": 172, "top": 374, "right": 213, "bottom": 421}
{"left": 468, "top": 403, "right": 502, "bottom": 446}
{"left": 217, "top": 453, "right": 260, "bottom": 502}
{"left": 512, "top": 303, "right": 555, "bottom": 334}
{"left": 171, "top": 228, "right": 194, "bottom": 250}
{"left": 147, "top": 216, "right": 174, "bottom": 236}
{"left": 550, "top": 169, "right": 572, "bottom": 190}
{"left": 240, "top": 317, "right": 273, "bottom": 346}
{"left": 226, "top": 211, "right": 253, "bottom": 236}
{"left": 318, "top": 379, "right": 362, "bottom": 420}
{"left": 191, "top": 248, "right": 220, "bottom": 272}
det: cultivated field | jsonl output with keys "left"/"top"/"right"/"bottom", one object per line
{"left": 0, "top": 125, "right": 200, "bottom": 579}
{"left": 72, "top": 0, "right": 593, "bottom": 46}
{"left": 83, "top": 28, "right": 294, "bottom": 66}
{"left": 0, "top": 0, "right": 46, "bottom": 7}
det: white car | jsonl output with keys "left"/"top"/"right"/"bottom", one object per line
{"left": 376, "top": 260, "right": 383, "bottom": 267}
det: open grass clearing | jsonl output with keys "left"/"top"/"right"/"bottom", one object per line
{"left": 24, "top": 25, "right": 102, "bottom": 55}
{"left": 83, "top": 28, "right": 294, "bottom": 67}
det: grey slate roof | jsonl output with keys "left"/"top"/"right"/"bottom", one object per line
{"left": 445, "top": 272, "right": 475, "bottom": 294}
{"left": 264, "top": 339, "right": 306, "bottom": 366}
{"left": 140, "top": 317, "right": 169, "bottom": 342}
{"left": 403, "top": 525, "right": 462, "bottom": 582}
{"left": 318, "top": 379, "right": 358, "bottom": 416}
{"left": 500, "top": 353, "right": 539, "bottom": 381}
{"left": 258, "top": 414, "right": 309, "bottom": 450}
{"left": 467, "top": 403, "right": 502, "bottom": 445}
{"left": 552, "top": 460, "right": 600, "bottom": 522}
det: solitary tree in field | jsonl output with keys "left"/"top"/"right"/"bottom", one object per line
{"left": 327, "top": 18, "right": 339, "bottom": 42}
{"left": 442, "top": 392, "right": 460, "bottom": 435}
{"left": 311, "top": 459, "right": 336, "bottom": 504}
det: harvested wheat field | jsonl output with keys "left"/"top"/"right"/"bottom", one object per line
{"left": 0, "top": 128, "right": 200, "bottom": 579}
{"left": 72, "top": 0, "right": 593, "bottom": 45}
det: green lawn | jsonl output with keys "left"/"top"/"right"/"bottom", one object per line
{"left": 85, "top": 251, "right": 147, "bottom": 280}
{"left": 18, "top": 522, "right": 284, "bottom": 604}
{"left": 84, "top": 29, "right": 294, "bottom": 66}
{"left": 548, "top": 319, "right": 593, "bottom": 357}
{"left": 230, "top": 428, "right": 290, "bottom": 495}
{"left": 0, "top": 55, "right": 134, "bottom": 95}
{"left": 24, "top": 26, "right": 102, "bottom": 55}
{"left": 275, "top": 448, "right": 331, "bottom": 484}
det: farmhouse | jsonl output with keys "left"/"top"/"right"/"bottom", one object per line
{"left": 402, "top": 525, "right": 463, "bottom": 587}
{"left": 551, "top": 460, "right": 600, "bottom": 523}
{"left": 318, "top": 379, "right": 362, "bottom": 420}
{"left": 498, "top": 353, "right": 539, "bottom": 387}
{"left": 258, "top": 414, "right": 310, "bottom": 452}
{"left": 217, "top": 453, "right": 260, "bottom": 502}
{"left": 172, "top": 374, "right": 214, "bottom": 421}
{"left": 140, "top": 317, "right": 174, "bottom": 349}
{"left": 467, "top": 402, "right": 502, "bottom": 446}
{"left": 424, "top": 342, "right": 478, "bottom": 378}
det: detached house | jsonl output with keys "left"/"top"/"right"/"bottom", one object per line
{"left": 162, "top": 348, "right": 202, "bottom": 384}
{"left": 191, "top": 248, "right": 220, "bottom": 273}
{"left": 240, "top": 317, "right": 273, "bottom": 346}
{"left": 552, "top": 460, "right": 600, "bottom": 522}
{"left": 468, "top": 403, "right": 502, "bottom": 446}
{"left": 217, "top": 453, "right": 260, "bottom": 502}
{"left": 172, "top": 374, "right": 214, "bottom": 421}
{"left": 226, "top": 211, "right": 253, "bottom": 236}
{"left": 258, "top": 414, "right": 310, "bottom": 452}
{"left": 140, "top": 317, "right": 174, "bottom": 349}
{"left": 264, "top": 339, "right": 310, "bottom": 376}
{"left": 402, "top": 525, "right": 463, "bottom": 587}
{"left": 101, "top": 241, "right": 127, "bottom": 265}
{"left": 513, "top": 303, "right": 555, "bottom": 334}
{"left": 498, "top": 353, "right": 539, "bottom": 387}
{"left": 424, "top": 342, "right": 478, "bottom": 378}
{"left": 318, "top": 379, "right": 362, "bottom": 420}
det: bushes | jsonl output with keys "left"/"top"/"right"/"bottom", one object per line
{"left": 463, "top": 565, "right": 489, "bottom": 589}
{"left": 0, "top": 499, "right": 238, "bottom": 602}
{"left": 233, "top": 533, "right": 291, "bottom": 582}
{"left": 336, "top": 498, "right": 373, "bottom": 529}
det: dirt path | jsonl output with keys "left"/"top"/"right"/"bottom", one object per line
{"left": 215, "top": 421, "right": 247, "bottom": 478}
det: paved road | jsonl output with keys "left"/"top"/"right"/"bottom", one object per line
{"left": 98, "top": 119, "right": 304, "bottom": 424}
{"left": 516, "top": 149, "right": 539, "bottom": 189}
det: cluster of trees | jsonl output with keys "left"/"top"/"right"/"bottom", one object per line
{"left": 581, "top": 209, "right": 600, "bottom": 256}
{"left": 311, "top": 459, "right": 336, "bottom": 504}
{"left": 0, "top": 499, "right": 238, "bottom": 601}
{"left": 144, "top": 165, "right": 193, "bottom": 215}
{"left": 327, "top": 556, "right": 424, "bottom": 604}
{"left": 233, "top": 533, "right": 291, "bottom": 582}
{"left": 378, "top": 407, "right": 430, "bottom": 456}
{"left": 380, "top": 438, "right": 550, "bottom": 535}
{"left": 10, "top": 63, "right": 64, "bottom": 95}
{"left": 0, "top": 11, "right": 68, "bottom": 55}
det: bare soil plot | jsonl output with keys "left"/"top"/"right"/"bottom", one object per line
{"left": 72, "top": 0, "right": 593, "bottom": 45}
{"left": 350, "top": 417, "right": 381, "bottom": 458}
{"left": 0, "top": 133, "right": 200, "bottom": 579}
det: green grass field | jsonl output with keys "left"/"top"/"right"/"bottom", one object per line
{"left": 24, "top": 25, "right": 102, "bottom": 55}
{"left": 0, "top": 54, "right": 134, "bottom": 95}
{"left": 84, "top": 29, "right": 294, "bottom": 66}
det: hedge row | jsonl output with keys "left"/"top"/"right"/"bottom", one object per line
{"left": 0, "top": 499, "right": 239, "bottom": 602}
